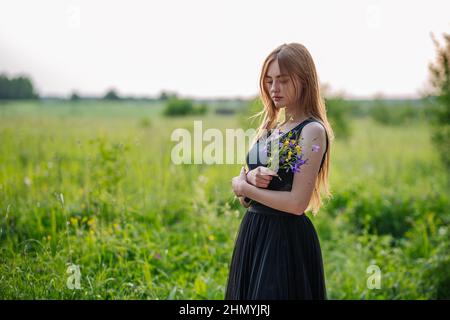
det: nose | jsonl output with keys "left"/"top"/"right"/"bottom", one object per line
{"left": 270, "top": 81, "right": 280, "bottom": 94}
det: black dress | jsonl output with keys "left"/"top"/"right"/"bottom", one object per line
{"left": 225, "top": 117, "right": 327, "bottom": 300}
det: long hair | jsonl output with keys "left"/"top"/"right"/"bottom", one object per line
{"left": 248, "top": 43, "right": 334, "bottom": 215}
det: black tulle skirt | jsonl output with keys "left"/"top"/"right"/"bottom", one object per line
{"left": 225, "top": 205, "right": 327, "bottom": 300}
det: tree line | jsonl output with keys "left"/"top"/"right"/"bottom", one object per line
{"left": 0, "top": 74, "right": 38, "bottom": 99}
{"left": 0, "top": 74, "right": 182, "bottom": 102}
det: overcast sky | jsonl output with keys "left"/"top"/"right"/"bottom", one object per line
{"left": 0, "top": 0, "right": 448, "bottom": 99}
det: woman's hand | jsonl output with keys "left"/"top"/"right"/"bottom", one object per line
{"left": 231, "top": 167, "right": 248, "bottom": 197}
{"left": 239, "top": 196, "right": 251, "bottom": 208}
{"left": 246, "top": 166, "right": 278, "bottom": 188}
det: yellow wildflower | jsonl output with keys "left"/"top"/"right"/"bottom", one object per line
{"left": 70, "top": 217, "right": 78, "bottom": 227}
{"left": 87, "top": 217, "right": 96, "bottom": 230}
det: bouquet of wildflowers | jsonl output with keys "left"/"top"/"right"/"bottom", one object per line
{"left": 265, "top": 130, "right": 309, "bottom": 180}
{"left": 241, "top": 128, "right": 321, "bottom": 205}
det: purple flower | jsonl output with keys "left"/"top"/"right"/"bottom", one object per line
{"left": 290, "top": 156, "right": 308, "bottom": 173}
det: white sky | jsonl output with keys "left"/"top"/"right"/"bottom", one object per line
{"left": 0, "top": 0, "right": 449, "bottom": 99}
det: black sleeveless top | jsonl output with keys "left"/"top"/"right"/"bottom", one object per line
{"left": 244, "top": 117, "right": 327, "bottom": 213}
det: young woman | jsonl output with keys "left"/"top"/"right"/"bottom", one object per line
{"left": 227, "top": 43, "right": 334, "bottom": 300}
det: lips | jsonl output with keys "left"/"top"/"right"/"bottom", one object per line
{"left": 273, "top": 97, "right": 283, "bottom": 101}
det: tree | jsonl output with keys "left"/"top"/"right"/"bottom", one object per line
{"left": 103, "top": 88, "right": 120, "bottom": 100}
{"left": 158, "top": 90, "right": 178, "bottom": 101}
{"left": 70, "top": 91, "right": 81, "bottom": 101}
{"left": 0, "top": 74, "right": 38, "bottom": 99}
{"left": 426, "top": 32, "right": 450, "bottom": 171}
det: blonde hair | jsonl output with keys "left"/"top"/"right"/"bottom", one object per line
{"left": 248, "top": 43, "right": 334, "bottom": 215}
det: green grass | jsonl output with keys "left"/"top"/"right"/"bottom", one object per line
{"left": 0, "top": 100, "right": 448, "bottom": 299}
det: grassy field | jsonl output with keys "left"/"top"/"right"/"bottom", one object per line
{"left": 0, "top": 100, "right": 448, "bottom": 299}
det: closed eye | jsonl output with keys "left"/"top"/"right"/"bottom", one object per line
{"left": 266, "top": 80, "right": 288, "bottom": 84}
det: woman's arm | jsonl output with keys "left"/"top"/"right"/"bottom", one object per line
{"left": 239, "top": 122, "right": 327, "bottom": 215}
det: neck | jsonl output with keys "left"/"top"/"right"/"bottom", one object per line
{"left": 284, "top": 106, "right": 306, "bottom": 123}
